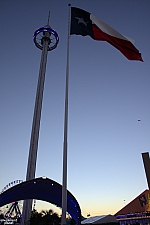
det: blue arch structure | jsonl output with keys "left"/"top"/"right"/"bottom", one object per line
{"left": 0, "top": 177, "right": 81, "bottom": 225}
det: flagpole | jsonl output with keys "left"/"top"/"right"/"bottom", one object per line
{"left": 61, "top": 4, "right": 71, "bottom": 225}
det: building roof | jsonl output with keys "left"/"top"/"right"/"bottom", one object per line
{"left": 81, "top": 215, "right": 117, "bottom": 224}
{"left": 115, "top": 189, "right": 150, "bottom": 216}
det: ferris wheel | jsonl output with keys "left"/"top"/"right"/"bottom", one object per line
{"left": 0, "top": 180, "right": 23, "bottom": 220}
{"left": 0, "top": 180, "right": 36, "bottom": 220}
{"left": 0, "top": 180, "right": 23, "bottom": 194}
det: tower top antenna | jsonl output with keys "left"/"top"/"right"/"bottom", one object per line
{"left": 47, "top": 11, "right": 50, "bottom": 26}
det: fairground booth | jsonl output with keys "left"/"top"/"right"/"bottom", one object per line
{"left": 115, "top": 190, "right": 150, "bottom": 225}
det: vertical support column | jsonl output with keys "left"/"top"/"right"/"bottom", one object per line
{"left": 26, "top": 37, "right": 49, "bottom": 182}
{"left": 142, "top": 152, "right": 150, "bottom": 189}
{"left": 21, "top": 33, "right": 49, "bottom": 225}
{"left": 61, "top": 4, "right": 71, "bottom": 225}
{"left": 21, "top": 21, "right": 59, "bottom": 225}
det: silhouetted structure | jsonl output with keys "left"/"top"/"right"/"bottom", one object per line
{"left": 21, "top": 17, "right": 59, "bottom": 225}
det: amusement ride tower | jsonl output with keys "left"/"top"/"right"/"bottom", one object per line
{"left": 21, "top": 16, "right": 59, "bottom": 225}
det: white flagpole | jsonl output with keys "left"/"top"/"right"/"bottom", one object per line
{"left": 61, "top": 4, "right": 71, "bottom": 225}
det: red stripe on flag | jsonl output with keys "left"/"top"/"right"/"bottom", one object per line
{"left": 92, "top": 24, "right": 143, "bottom": 61}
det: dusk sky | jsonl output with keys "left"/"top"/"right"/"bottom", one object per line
{"left": 0, "top": 0, "right": 150, "bottom": 217}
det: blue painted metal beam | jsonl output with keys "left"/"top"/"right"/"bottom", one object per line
{"left": 0, "top": 177, "right": 81, "bottom": 225}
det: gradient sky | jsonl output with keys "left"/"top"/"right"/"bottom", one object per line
{"left": 0, "top": 0, "right": 150, "bottom": 218}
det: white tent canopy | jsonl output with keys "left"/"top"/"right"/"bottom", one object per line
{"left": 81, "top": 215, "right": 118, "bottom": 224}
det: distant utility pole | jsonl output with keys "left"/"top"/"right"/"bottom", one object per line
{"left": 21, "top": 15, "right": 59, "bottom": 225}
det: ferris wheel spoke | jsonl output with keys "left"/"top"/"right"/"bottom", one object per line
{"left": 0, "top": 180, "right": 29, "bottom": 220}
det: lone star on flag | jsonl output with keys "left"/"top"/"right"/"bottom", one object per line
{"left": 75, "top": 17, "right": 88, "bottom": 26}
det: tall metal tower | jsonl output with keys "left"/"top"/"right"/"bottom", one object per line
{"left": 21, "top": 17, "right": 59, "bottom": 225}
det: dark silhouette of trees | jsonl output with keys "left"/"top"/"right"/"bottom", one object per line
{"left": 30, "top": 209, "right": 43, "bottom": 225}
{"left": 0, "top": 213, "right": 5, "bottom": 225}
{"left": 30, "top": 209, "right": 61, "bottom": 225}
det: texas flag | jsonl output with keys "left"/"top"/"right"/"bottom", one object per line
{"left": 70, "top": 7, "right": 143, "bottom": 61}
